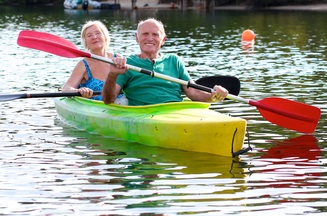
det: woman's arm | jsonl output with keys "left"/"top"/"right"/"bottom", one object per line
{"left": 62, "top": 61, "right": 85, "bottom": 92}
{"left": 62, "top": 60, "right": 94, "bottom": 98}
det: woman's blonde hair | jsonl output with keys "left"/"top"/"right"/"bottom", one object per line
{"left": 81, "top": 20, "right": 110, "bottom": 50}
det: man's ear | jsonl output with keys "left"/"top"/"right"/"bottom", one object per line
{"left": 161, "top": 35, "right": 167, "bottom": 46}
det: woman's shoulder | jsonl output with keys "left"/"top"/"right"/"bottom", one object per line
{"left": 73, "top": 59, "right": 88, "bottom": 71}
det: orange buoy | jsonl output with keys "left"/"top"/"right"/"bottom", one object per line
{"left": 242, "top": 29, "right": 255, "bottom": 41}
{"left": 241, "top": 29, "right": 255, "bottom": 51}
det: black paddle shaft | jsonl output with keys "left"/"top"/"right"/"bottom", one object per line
{"left": 0, "top": 91, "right": 101, "bottom": 102}
{"left": 138, "top": 68, "right": 240, "bottom": 96}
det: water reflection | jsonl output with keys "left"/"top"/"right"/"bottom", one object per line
{"left": 1, "top": 5, "right": 327, "bottom": 215}
{"left": 26, "top": 123, "right": 249, "bottom": 214}
{"left": 244, "top": 135, "right": 326, "bottom": 214}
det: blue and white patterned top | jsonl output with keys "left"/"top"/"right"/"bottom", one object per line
{"left": 78, "top": 59, "right": 104, "bottom": 101}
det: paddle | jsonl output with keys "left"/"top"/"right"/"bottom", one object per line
{"left": 0, "top": 76, "right": 239, "bottom": 102}
{"left": 0, "top": 91, "right": 102, "bottom": 102}
{"left": 17, "top": 30, "right": 321, "bottom": 133}
{"left": 195, "top": 75, "right": 240, "bottom": 98}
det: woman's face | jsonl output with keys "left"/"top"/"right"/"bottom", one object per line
{"left": 85, "top": 25, "right": 106, "bottom": 51}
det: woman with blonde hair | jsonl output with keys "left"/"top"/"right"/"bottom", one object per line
{"left": 62, "top": 20, "right": 127, "bottom": 104}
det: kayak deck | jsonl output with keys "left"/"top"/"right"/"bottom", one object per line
{"left": 54, "top": 97, "right": 247, "bottom": 157}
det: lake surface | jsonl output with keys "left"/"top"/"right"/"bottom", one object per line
{"left": 0, "top": 5, "right": 326, "bottom": 215}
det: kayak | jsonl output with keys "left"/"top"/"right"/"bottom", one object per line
{"left": 54, "top": 97, "right": 247, "bottom": 157}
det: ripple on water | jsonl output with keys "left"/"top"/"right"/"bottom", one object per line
{"left": 0, "top": 7, "right": 327, "bottom": 216}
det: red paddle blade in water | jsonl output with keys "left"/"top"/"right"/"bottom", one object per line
{"left": 17, "top": 30, "right": 90, "bottom": 58}
{"left": 250, "top": 97, "right": 321, "bottom": 134}
{"left": 261, "top": 135, "right": 320, "bottom": 160}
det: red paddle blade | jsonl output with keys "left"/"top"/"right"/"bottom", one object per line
{"left": 17, "top": 30, "right": 90, "bottom": 58}
{"left": 250, "top": 97, "right": 321, "bottom": 133}
{"left": 19, "top": 30, "right": 77, "bottom": 47}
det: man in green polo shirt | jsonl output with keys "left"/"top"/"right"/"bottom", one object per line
{"left": 102, "top": 18, "right": 228, "bottom": 106}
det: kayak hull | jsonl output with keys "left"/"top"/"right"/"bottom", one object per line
{"left": 54, "top": 97, "right": 247, "bottom": 157}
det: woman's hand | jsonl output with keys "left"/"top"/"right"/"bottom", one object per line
{"left": 78, "top": 87, "right": 94, "bottom": 98}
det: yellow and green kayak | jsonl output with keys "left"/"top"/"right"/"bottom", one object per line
{"left": 54, "top": 97, "right": 247, "bottom": 157}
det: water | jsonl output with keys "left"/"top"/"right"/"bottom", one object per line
{"left": 0, "top": 5, "right": 327, "bottom": 215}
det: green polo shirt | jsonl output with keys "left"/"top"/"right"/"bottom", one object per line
{"left": 116, "top": 53, "right": 191, "bottom": 106}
